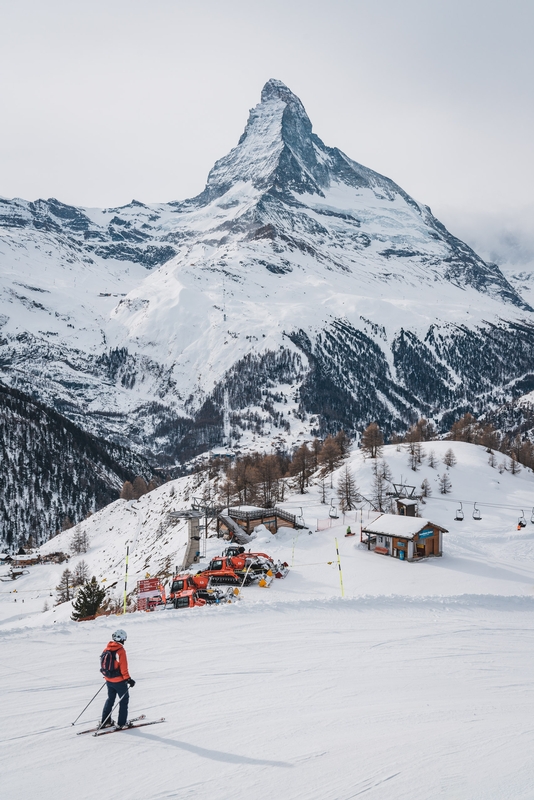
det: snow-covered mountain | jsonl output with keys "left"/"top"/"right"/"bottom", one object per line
{"left": 2, "top": 79, "right": 534, "bottom": 460}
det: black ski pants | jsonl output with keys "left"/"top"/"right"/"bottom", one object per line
{"left": 102, "top": 680, "right": 129, "bottom": 726}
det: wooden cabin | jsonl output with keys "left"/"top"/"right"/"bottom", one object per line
{"left": 396, "top": 498, "right": 418, "bottom": 517}
{"left": 362, "top": 514, "right": 446, "bottom": 561}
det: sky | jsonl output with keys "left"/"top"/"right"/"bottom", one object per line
{"left": 0, "top": 0, "right": 532, "bottom": 269}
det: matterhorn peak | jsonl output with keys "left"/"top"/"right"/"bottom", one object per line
{"left": 260, "top": 78, "right": 305, "bottom": 109}
{"left": 201, "top": 79, "right": 324, "bottom": 202}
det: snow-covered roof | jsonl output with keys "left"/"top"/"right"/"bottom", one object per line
{"left": 397, "top": 498, "right": 417, "bottom": 506}
{"left": 363, "top": 514, "right": 447, "bottom": 540}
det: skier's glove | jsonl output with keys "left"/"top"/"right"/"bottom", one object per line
{"left": 127, "top": 678, "right": 136, "bottom": 687}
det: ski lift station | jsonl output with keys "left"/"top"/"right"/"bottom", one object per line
{"left": 362, "top": 515, "right": 447, "bottom": 561}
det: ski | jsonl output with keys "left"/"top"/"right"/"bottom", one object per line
{"left": 77, "top": 715, "right": 146, "bottom": 735}
{"left": 93, "top": 718, "right": 165, "bottom": 736}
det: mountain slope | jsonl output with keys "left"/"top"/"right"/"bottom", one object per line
{"left": 0, "top": 382, "right": 151, "bottom": 548}
{"left": 1, "top": 79, "right": 533, "bottom": 458}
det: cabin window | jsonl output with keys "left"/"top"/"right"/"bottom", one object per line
{"left": 171, "top": 580, "right": 184, "bottom": 593}
{"left": 378, "top": 536, "right": 383, "bottom": 544}
{"left": 175, "top": 596, "right": 189, "bottom": 608}
{"left": 210, "top": 560, "right": 223, "bottom": 570}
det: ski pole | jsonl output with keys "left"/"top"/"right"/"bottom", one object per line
{"left": 96, "top": 686, "right": 133, "bottom": 734}
{"left": 71, "top": 683, "right": 106, "bottom": 726}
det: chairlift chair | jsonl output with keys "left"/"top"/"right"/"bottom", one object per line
{"left": 454, "top": 502, "right": 464, "bottom": 522}
{"left": 329, "top": 506, "right": 339, "bottom": 519}
{"left": 531, "top": 507, "right": 534, "bottom": 524}
{"left": 472, "top": 503, "right": 482, "bottom": 521}
{"left": 518, "top": 510, "right": 527, "bottom": 528}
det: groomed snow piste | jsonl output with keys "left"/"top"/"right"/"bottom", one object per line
{"left": 2, "top": 441, "right": 534, "bottom": 799}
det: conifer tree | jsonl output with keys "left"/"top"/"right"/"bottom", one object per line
{"left": 71, "top": 577, "right": 107, "bottom": 621}
{"left": 56, "top": 568, "right": 73, "bottom": 603}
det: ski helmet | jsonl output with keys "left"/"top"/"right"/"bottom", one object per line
{"left": 112, "top": 629, "right": 127, "bottom": 643}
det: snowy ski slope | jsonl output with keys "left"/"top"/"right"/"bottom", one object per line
{"left": 2, "top": 441, "right": 534, "bottom": 799}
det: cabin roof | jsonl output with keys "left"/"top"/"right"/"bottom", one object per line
{"left": 363, "top": 514, "right": 448, "bottom": 540}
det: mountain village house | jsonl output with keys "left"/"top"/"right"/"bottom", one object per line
{"left": 362, "top": 514, "right": 446, "bottom": 561}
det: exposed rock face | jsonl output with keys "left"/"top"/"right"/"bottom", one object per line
{"left": 0, "top": 79, "right": 533, "bottom": 461}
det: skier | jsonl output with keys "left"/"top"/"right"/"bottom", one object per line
{"left": 100, "top": 629, "right": 136, "bottom": 729}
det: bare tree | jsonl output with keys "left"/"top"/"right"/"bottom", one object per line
{"left": 439, "top": 473, "right": 452, "bottom": 494}
{"left": 372, "top": 459, "right": 391, "bottom": 511}
{"left": 406, "top": 441, "right": 424, "bottom": 471}
{"left": 509, "top": 453, "right": 521, "bottom": 475}
{"left": 289, "top": 444, "right": 313, "bottom": 494}
{"left": 420, "top": 478, "right": 432, "bottom": 498}
{"left": 56, "top": 568, "right": 73, "bottom": 604}
{"left": 488, "top": 451, "right": 497, "bottom": 468}
{"left": 443, "top": 448, "right": 457, "bottom": 467}
{"left": 427, "top": 450, "right": 438, "bottom": 469}
{"left": 337, "top": 465, "right": 359, "bottom": 512}
{"left": 72, "top": 559, "right": 90, "bottom": 587}
{"left": 318, "top": 436, "right": 343, "bottom": 486}
{"left": 335, "top": 430, "right": 351, "bottom": 457}
{"left": 71, "top": 528, "right": 89, "bottom": 554}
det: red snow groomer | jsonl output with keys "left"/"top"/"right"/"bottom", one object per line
{"left": 171, "top": 588, "right": 238, "bottom": 609}
{"left": 166, "top": 574, "right": 237, "bottom": 608}
{"left": 166, "top": 549, "right": 289, "bottom": 609}
{"left": 222, "top": 545, "right": 290, "bottom": 579}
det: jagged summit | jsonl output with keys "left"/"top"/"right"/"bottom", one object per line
{"left": 201, "top": 80, "right": 435, "bottom": 208}
{"left": 201, "top": 78, "right": 329, "bottom": 201}
{"left": 1, "top": 79, "right": 533, "bottom": 465}
{"left": 260, "top": 78, "right": 303, "bottom": 106}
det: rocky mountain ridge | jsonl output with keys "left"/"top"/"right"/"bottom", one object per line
{"left": 1, "top": 79, "right": 534, "bottom": 461}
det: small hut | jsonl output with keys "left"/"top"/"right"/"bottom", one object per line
{"left": 362, "top": 514, "right": 446, "bottom": 561}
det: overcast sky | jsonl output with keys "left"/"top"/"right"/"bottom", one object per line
{"left": 1, "top": 0, "right": 532, "bottom": 268}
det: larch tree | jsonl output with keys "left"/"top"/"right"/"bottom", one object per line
{"left": 337, "top": 464, "right": 359, "bottom": 512}
{"left": 72, "top": 559, "right": 90, "bottom": 586}
{"left": 56, "top": 568, "right": 73, "bottom": 604}
{"left": 439, "top": 473, "right": 452, "bottom": 494}
{"left": 443, "top": 448, "right": 457, "bottom": 467}
{"left": 71, "top": 528, "right": 89, "bottom": 554}
{"left": 132, "top": 476, "right": 148, "bottom": 499}
{"left": 318, "top": 437, "right": 343, "bottom": 487}
{"left": 290, "top": 444, "right": 313, "bottom": 495}
{"left": 120, "top": 481, "right": 135, "bottom": 500}
{"left": 361, "top": 423, "right": 384, "bottom": 459}
{"left": 420, "top": 478, "right": 432, "bottom": 498}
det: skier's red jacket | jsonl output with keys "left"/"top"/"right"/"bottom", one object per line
{"left": 104, "top": 641, "right": 131, "bottom": 683}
